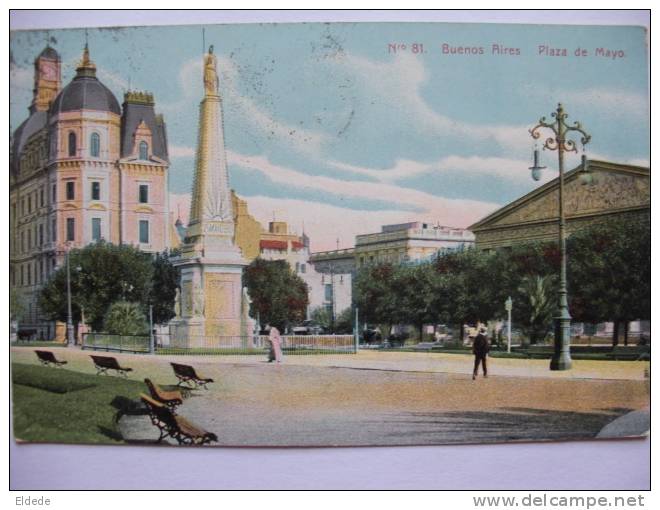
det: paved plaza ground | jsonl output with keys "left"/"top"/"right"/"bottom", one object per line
{"left": 10, "top": 346, "right": 650, "bottom": 446}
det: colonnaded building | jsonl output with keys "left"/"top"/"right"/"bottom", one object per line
{"left": 10, "top": 45, "right": 171, "bottom": 340}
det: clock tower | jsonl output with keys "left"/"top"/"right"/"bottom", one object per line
{"left": 31, "top": 46, "right": 61, "bottom": 112}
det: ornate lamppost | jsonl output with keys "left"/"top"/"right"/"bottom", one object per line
{"left": 65, "top": 243, "right": 74, "bottom": 346}
{"left": 529, "top": 103, "right": 591, "bottom": 370}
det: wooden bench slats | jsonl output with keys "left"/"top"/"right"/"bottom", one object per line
{"left": 170, "top": 363, "right": 214, "bottom": 389}
{"left": 140, "top": 394, "right": 217, "bottom": 445}
{"left": 144, "top": 378, "right": 183, "bottom": 411}
{"left": 90, "top": 355, "right": 133, "bottom": 377}
{"left": 35, "top": 350, "right": 67, "bottom": 367}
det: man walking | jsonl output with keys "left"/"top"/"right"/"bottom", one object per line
{"left": 472, "top": 327, "right": 490, "bottom": 380}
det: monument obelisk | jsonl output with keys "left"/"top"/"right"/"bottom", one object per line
{"left": 173, "top": 46, "right": 249, "bottom": 346}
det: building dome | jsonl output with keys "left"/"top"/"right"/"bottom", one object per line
{"left": 38, "top": 46, "right": 60, "bottom": 60}
{"left": 49, "top": 45, "right": 120, "bottom": 116}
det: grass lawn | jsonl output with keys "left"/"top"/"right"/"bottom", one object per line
{"left": 157, "top": 347, "right": 355, "bottom": 355}
{"left": 12, "top": 363, "right": 147, "bottom": 444}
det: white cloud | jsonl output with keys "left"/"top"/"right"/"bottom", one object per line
{"left": 335, "top": 52, "right": 530, "bottom": 153}
{"left": 330, "top": 154, "right": 543, "bottom": 183}
{"left": 160, "top": 56, "right": 328, "bottom": 156}
{"left": 546, "top": 87, "right": 648, "bottom": 120}
{"left": 226, "top": 151, "right": 500, "bottom": 228}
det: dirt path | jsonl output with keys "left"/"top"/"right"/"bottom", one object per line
{"left": 11, "top": 347, "right": 649, "bottom": 446}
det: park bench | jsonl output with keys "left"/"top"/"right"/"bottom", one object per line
{"left": 144, "top": 378, "right": 183, "bottom": 411}
{"left": 90, "top": 355, "right": 133, "bottom": 377}
{"left": 170, "top": 362, "right": 214, "bottom": 389}
{"left": 140, "top": 394, "right": 218, "bottom": 445}
{"left": 35, "top": 350, "right": 67, "bottom": 368}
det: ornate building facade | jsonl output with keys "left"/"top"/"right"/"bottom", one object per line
{"left": 468, "top": 160, "right": 650, "bottom": 250}
{"left": 10, "top": 45, "right": 170, "bottom": 340}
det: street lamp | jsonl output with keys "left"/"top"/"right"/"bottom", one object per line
{"left": 65, "top": 243, "right": 74, "bottom": 346}
{"left": 530, "top": 103, "right": 591, "bottom": 371}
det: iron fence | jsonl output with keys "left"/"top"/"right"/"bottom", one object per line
{"left": 157, "top": 333, "right": 357, "bottom": 355}
{"left": 79, "top": 332, "right": 357, "bottom": 355}
{"left": 82, "top": 333, "right": 150, "bottom": 353}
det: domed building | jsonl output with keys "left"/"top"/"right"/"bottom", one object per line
{"left": 10, "top": 44, "right": 171, "bottom": 341}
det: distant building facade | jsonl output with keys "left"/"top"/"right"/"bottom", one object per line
{"left": 10, "top": 45, "right": 170, "bottom": 340}
{"left": 468, "top": 160, "right": 650, "bottom": 250}
{"left": 309, "top": 221, "right": 475, "bottom": 319}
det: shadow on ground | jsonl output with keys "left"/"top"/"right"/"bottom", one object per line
{"left": 379, "top": 406, "right": 634, "bottom": 443}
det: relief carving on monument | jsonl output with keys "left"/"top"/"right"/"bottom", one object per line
{"left": 493, "top": 171, "right": 650, "bottom": 227}
{"left": 181, "top": 281, "right": 193, "bottom": 317}
{"left": 204, "top": 273, "right": 236, "bottom": 320}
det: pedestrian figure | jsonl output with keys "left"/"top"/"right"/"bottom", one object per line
{"left": 472, "top": 327, "right": 490, "bottom": 380}
{"left": 266, "top": 324, "right": 283, "bottom": 363}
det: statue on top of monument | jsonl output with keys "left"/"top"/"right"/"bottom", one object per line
{"left": 203, "top": 45, "right": 219, "bottom": 96}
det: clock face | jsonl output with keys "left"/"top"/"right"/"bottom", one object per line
{"left": 40, "top": 61, "right": 57, "bottom": 81}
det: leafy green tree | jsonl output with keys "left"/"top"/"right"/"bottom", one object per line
{"left": 516, "top": 275, "right": 557, "bottom": 345}
{"left": 103, "top": 301, "right": 149, "bottom": 336}
{"left": 310, "top": 306, "right": 331, "bottom": 331}
{"left": 434, "top": 249, "right": 501, "bottom": 341}
{"left": 568, "top": 214, "right": 650, "bottom": 345}
{"left": 354, "top": 262, "right": 399, "bottom": 333}
{"left": 394, "top": 264, "right": 441, "bottom": 342}
{"left": 243, "top": 258, "right": 309, "bottom": 332}
{"left": 149, "top": 250, "right": 180, "bottom": 325}
{"left": 334, "top": 307, "right": 354, "bottom": 334}
{"left": 10, "top": 288, "right": 25, "bottom": 322}
{"left": 39, "top": 241, "right": 153, "bottom": 331}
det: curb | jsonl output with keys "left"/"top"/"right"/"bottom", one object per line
{"left": 596, "top": 408, "right": 649, "bottom": 438}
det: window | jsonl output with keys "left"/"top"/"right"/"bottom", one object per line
{"left": 27, "top": 264, "right": 31, "bottom": 286}
{"left": 51, "top": 218, "right": 57, "bottom": 243}
{"left": 139, "top": 184, "right": 149, "bottom": 204}
{"left": 139, "top": 220, "right": 149, "bottom": 244}
{"left": 28, "top": 195, "right": 32, "bottom": 213}
{"left": 20, "top": 265, "right": 24, "bottom": 286}
{"left": 39, "top": 224, "right": 43, "bottom": 246}
{"left": 68, "top": 132, "right": 77, "bottom": 157}
{"left": 92, "top": 218, "right": 101, "bottom": 241}
{"left": 66, "top": 218, "right": 75, "bottom": 242}
{"left": 324, "top": 283, "right": 333, "bottom": 301}
{"left": 28, "top": 229, "right": 32, "bottom": 250}
{"left": 21, "top": 231, "right": 25, "bottom": 253}
{"left": 300, "top": 263, "right": 306, "bottom": 274}
{"left": 40, "top": 259, "right": 44, "bottom": 282}
{"left": 40, "top": 188, "right": 44, "bottom": 207}
{"left": 91, "top": 181, "right": 101, "bottom": 201}
{"left": 139, "top": 141, "right": 148, "bottom": 160}
{"left": 90, "top": 133, "right": 100, "bottom": 157}
{"left": 66, "top": 181, "right": 75, "bottom": 200}
{"left": 52, "top": 184, "right": 56, "bottom": 203}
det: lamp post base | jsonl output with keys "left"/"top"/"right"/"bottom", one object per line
{"left": 550, "top": 352, "right": 572, "bottom": 371}
{"left": 550, "top": 316, "right": 572, "bottom": 370}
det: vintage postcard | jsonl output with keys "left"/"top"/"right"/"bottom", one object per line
{"left": 10, "top": 20, "right": 649, "bottom": 447}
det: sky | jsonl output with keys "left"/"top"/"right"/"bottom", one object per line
{"left": 10, "top": 22, "right": 649, "bottom": 251}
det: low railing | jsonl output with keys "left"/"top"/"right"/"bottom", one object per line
{"left": 82, "top": 333, "right": 150, "bottom": 353}
{"left": 157, "top": 334, "right": 357, "bottom": 355}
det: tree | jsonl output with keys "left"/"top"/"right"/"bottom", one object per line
{"left": 354, "top": 262, "right": 399, "bottom": 333}
{"left": 394, "top": 264, "right": 440, "bottom": 342}
{"left": 103, "top": 301, "right": 149, "bottom": 336}
{"left": 10, "top": 288, "right": 25, "bottom": 322}
{"left": 434, "top": 249, "right": 501, "bottom": 341}
{"left": 568, "top": 214, "right": 650, "bottom": 345}
{"left": 150, "top": 250, "right": 180, "bottom": 325}
{"left": 39, "top": 241, "right": 154, "bottom": 331}
{"left": 243, "top": 258, "right": 309, "bottom": 332}
{"left": 516, "top": 275, "right": 557, "bottom": 345}
{"left": 334, "top": 307, "right": 354, "bottom": 334}
{"left": 310, "top": 306, "right": 331, "bottom": 331}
